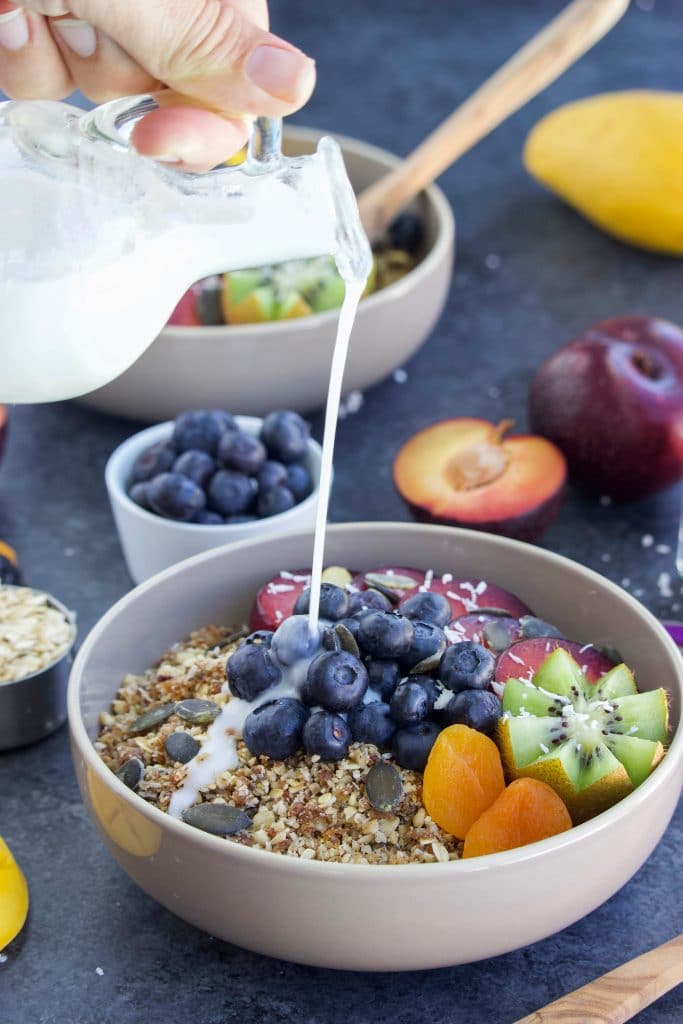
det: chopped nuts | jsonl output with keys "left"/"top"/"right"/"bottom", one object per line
{"left": 97, "top": 622, "right": 461, "bottom": 865}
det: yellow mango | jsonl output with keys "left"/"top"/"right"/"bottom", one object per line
{"left": 0, "top": 836, "right": 28, "bottom": 951}
{"left": 524, "top": 91, "right": 683, "bottom": 255}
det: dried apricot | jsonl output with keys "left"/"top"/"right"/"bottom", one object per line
{"left": 462, "top": 777, "right": 571, "bottom": 858}
{"left": 422, "top": 724, "right": 505, "bottom": 839}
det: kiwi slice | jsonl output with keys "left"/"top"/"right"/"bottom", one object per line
{"left": 222, "top": 256, "right": 376, "bottom": 324}
{"left": 498, "top": 648, "right": 668, "bottom": 824}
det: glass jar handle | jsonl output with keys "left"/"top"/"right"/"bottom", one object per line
{"left": 80, "top": 94, "right": 283, "bottom": 175}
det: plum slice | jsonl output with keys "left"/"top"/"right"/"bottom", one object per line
{"left": 393, "top": 417, "right": 567, "bottom": 542}
{"left": 495, "top": 638, "right": 616, "bottom": 690}
{"left": 249, "top": 570, "right": 311, "bottom": 631}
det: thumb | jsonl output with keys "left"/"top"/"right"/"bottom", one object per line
{"left": 19, "top": 0, "right": 316, "bottom": 117}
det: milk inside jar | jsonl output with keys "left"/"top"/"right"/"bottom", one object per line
{"left": 0, "top": 97, "right": 371, "bottom": 403}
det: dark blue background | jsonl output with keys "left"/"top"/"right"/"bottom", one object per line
{"left": 1, "top": 2, "right": 682, "bottom": 1021}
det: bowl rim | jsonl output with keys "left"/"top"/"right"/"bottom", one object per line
{"left": 0, "top": 585, "right": 76, "bottom": 691}
{"left": 158, "top": 126, "right": 455, "bottom": 341}
{"left": 68, "top": 521, "right": 683, "bottom": 879}
{"left": 105, "top": 416, "right": 323, "bottom": 536}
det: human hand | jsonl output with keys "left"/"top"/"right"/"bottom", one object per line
{"left": 0, "top": 0, "right": 316, "bottom": 170}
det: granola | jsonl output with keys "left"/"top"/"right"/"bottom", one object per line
{"left": 96, "top": 625, "right": 462, "bottom": 865}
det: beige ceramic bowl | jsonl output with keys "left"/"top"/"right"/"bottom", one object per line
{"left": 68, "top": 523, "right": 683, "bottom": 971}
{"left": 77, "top": 128, "right": 454, "bottom": 422}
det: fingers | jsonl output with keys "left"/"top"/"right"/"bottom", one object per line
{"left": 0, "top": 3, "right": 73, "bottom": 98}
{"left": 50, "top": 16, "right": 160, "bottom": 103}
{"left": 131, "top": 104, "right": 249, "bottom": 172}
{"left": 54, "top": 0, "right": 316, "bottom": 117}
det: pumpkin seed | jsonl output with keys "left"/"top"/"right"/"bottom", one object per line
{"left": 322, "top": 627, "right": 343, "bottom": 652}
{"left": 182, "top": 802, "right": 252, "bottom": 836}
{"left": 363, "top": 581, "right": 400, "bottom": 605}
{"left": 474, "top": 606, "right": 516, "bottom": 617}
{"left": 176, "top": 698, "right": 221, "bottom": 724}
{"left": 333, "top": 622, "right": 360, "bottom": 658}
{"left": 365, "top": 761, "right": 403, "bottom": 813}
{"left": 128, "top": 703, "right": 176, "bottom": 735}
{"left": 209, "top": 626, "right": 251, "bottom": 651}
{"left": 409, "top": 650, "right": 443, "bottom": 675}
{"left": 116, "top": 757, "right": 144, "bottom": 790}
{"left": 365, "top": 572, "right": 418, "bottom": 593}
{"left": 482, "top": 619, "right": 516, "bottom": 654}
{"left": 519, "top": 616, "right": 565, "bottom": 640}
{"left": 164, "top": 731, "right": 200, "bottom": 764}
{"left": 321, "top": 565, "right": 353, "bottom": 588}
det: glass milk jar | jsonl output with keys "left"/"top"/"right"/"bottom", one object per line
{"left": 0, "top": 95, "right": 370, "bottom": 403}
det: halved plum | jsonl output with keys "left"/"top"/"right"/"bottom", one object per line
{"left": 393, "top": 418, "right": 566, "bottom": 542}
{"left": 250, "top": 570, "right": 311, "bottom": 631}
{"left": 495, "top": 637, "right": 616, "bottom": 689}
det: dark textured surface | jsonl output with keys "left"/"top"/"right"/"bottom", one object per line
{"left": 1, "top": 1, "right": 682, "bottom": 1021}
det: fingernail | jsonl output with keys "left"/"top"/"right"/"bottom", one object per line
{"left": 52, "top": 17, "right": 96, "bottom": 58}
{"left": 0, "top": 8, "right": 29, "bottom": 51}
{"left": 247, "top": 45, "right": 315, "bottom": 101}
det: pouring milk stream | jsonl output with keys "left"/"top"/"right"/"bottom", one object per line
{"left": 1, "top": 96, "right": 373, "bottom": 795}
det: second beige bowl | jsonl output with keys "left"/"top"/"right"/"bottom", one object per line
{"left": 77, "top": 127, "right": 455, "bottom": 421}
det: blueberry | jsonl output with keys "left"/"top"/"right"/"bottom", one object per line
{"left": 366, "top": 658, "right": 402, "bottom": 701}
{"left": 131, "top": 441, "right": 175, "bottom": 483}
{"left": 294, "top": 583, "right": 349, "bottom": 621}
{"left": 399, "top": 591, "right": 451, "bottom": 628}
{"left": 357, "top": 611, "right": 415, "bottom": 659}
{"left": 129, "top": 481, "right": 151, "bottom": 509}
{"left": 389, "top": 677, "right": 439, "bottom": 725}
{"left": 257, "top": 460, "right": 288, "bottom": 491}
{"left": 147, "top": 472, "right": 206, "bottom": 521}
{"left": 519, "top": 615, "right": 565, "bottom": 640}
{"left": 348, "top": 702, "right": 395, "bottom": 747}
{"left": 172, "top": 410, "right": 224, "bottom": 454}
{"left": 388, "top": 212, "right": 424, "bottom": 255}
{"left": 225, "top": 514, "right": 258, "bottom": 523}
{"left": 173, "top": 449, "right": 215, "bottom": 487}
{"left": 207, "top": 469, "right": 255, "bottom": 516}
{"left": 335, "top": 616, "right": 362, "bottom": 641}
{"left": 243, "top": 698, "right": 308, "bottom": 760}
{"left": 218, "top": 430, "right": 266, "bottom": 475}
{"left": 306, "top": 650, "right": 369, "bottom": 712}
{"left": 245, "top": 630, "right": 274, "bottom": 648}
{"left": 401, "top": 620, "right": 447, "bottom": 671}
{"left": 285, "top": 462, "right": 312, "bottom": 501}
{"left": 192, "top": 509, "right": 224, "bottom": 525}
{"left": 442, "top": 690, "right": 501, "bottom": 735}
{"left": 207, "top": 409, "right": 238, "bottom": 436}
{"left": 439, "top": 641, "right": 495, "bottom": 692}
{"left": 348, "top": 589, "right": 393, "bottom": 616}
{"left": 271, "top": 615, "right": 323, "bottom": 666}
{"left": 302, "top": 709, "right": 351, "bottom": 762}
{"left": 227, "top": 642, "right": 282, "bottom": 701}
{"left": 260, "top": 410, "right": 310, "bottom": 463}
{"left": 391, "top": 721, "right": 440, "bottom": 772}
{"left": 257, "top": 487, "right": 296, "bottom": 518}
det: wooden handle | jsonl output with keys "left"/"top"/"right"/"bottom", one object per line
{"left": 512, "top": 933, "right": 683, "bottom": 1024}
{"left": 358, "top": 0, "right": 629, "bottom": 241}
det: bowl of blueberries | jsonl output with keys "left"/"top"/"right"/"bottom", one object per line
{"left": 105, "top": 407, "right": 322, "bottom": 584}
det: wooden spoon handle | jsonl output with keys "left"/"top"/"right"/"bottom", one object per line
{"left": 512, "top": 933, "right": 683, "bottom": 1024}
{"left": 357, "top": 0, "right": 629, "bottom": 241}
